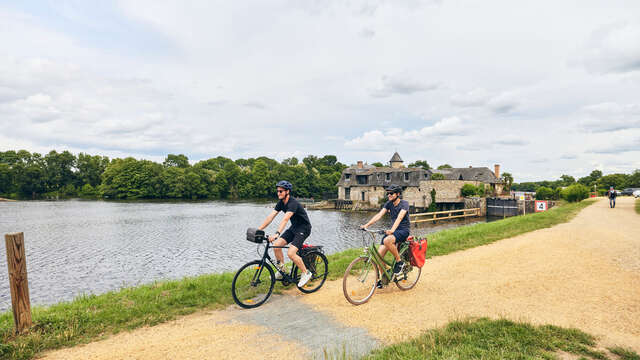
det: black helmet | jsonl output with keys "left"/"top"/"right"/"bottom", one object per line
{"left": 386, "top": 184, "right": 402, "bottom": 194}
{"left": 276, "top": 180, "right": 293, "bottom": 191}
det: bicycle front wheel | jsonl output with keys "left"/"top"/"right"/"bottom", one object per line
{"left": 294, "top": 251, "right": 329, "bottom": 293}
{"left": 343, "top": 256, "right": 378, "bottom": 305}
{"left": 231, "top": 260, "right": 275, "bottom": 309}
{"left": 395, "top": 262, "right": 421, "bottom": 291}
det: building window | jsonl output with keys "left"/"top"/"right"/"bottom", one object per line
{"left": 377, "top": 173, "right": 382, "bottom": 181}
{"left": 424, "top": 173, "right": 429, "bottom": 179}
{"left": 404, "top": 173, "right": 410, "bottom": 181}
{"left": 361, "top": 191, "right": 365, "bottom": 201}
{"left": 345, "top": 174, "right": 351, "bottom": 181}
{"left": 356, "top": 175, "right": 368, "bottom": 185}
{"left": 345, "top": 187, "right": 351, "bottom": 199}
{"left": 385, "top": 173, "right": 391, "bottom": 181}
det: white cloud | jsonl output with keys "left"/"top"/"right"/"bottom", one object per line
{"left": 582, "top": 21, "right": 640, "bottom": 74}
{"left": 370, "top": 74, "right": 440, "bottom": 98}
{"left": 578, "top": 102, "right": 640, "bottom": 132}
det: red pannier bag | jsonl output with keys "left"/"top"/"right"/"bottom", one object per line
{"left": 408, "top": 236, "right": 427, "bottom": 268}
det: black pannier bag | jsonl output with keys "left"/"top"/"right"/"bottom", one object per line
{"left": 246, "top": 228, "right": 265, "bottom": 243}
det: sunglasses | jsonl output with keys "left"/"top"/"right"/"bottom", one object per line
{"left": 277, "top": 190, "right": 287, "bottom": 193}
{"left": 387, "top": 192, "right": 396, "bottom": 196}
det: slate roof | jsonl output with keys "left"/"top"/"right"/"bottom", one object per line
{"left": 432, "top": 167, "right": 502, "bottom": 184}
{"left": 336, "top": 166, "right": 432, "bottom": 187}
{"left": 389, "top": 152, "right": 403, "bottom": 163}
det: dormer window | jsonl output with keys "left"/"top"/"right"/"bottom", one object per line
{"left": 345, "top": 174, "right": 351, "bottom": 181}
{"left": 385, "top": 173, "right": 391, "bottom": 181}
{"left": 404, "top": 173, "right": 410, "bottom": 181}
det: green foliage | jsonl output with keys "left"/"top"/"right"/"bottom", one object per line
{"left": 501, "top": 172, "right": 514, "bottom": 191}
{"left": 535, "top": 186, "right": 554, "bottom": 200}
{"left": 431, "top": 173, "right": 445, "bottom": 180}
{"left": 562, "top": 184, "right": 590, "bottom": 203}
{"left": 408, "top": 160, "right": 430, "bottom": 170}
{"left": 0, "top": 150, "right": 346, "bottom": 201}
{"left": 560, "top": 174, "right": 576, "bottom": 186}
{"left": 371, "top": 162, "right": 384, "bottom": 167}
{"left": 437, "top": 164, "right": 452, "bottom": 169}
{"left": 461, "top": 184, "right": 477, "bottom": 197}
{"left": 428, "top": 188, "right": 437, "bottom": 212}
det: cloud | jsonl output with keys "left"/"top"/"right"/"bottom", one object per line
{"left": 588, "top": 140, "right": 640, "bottom": 154}
{"left": 345, "top": 116, "right": 469, "bottom": 150}
{"left": 242, "top": 101, "right": 268, "bottom": 109}
{"left": 450, "top": 89, "right": 518, "bottom": 114}
{"left": 581, "top": 21, "right": 640, "bottom": 74}
{"left": 370, "top": 74, "right": 440, "bottom": 98}
{"left": 578, "top": 102, "right": 640, "bottom": 132}
{"left": 495, "top": 136, "right": 529, "bottom": 146}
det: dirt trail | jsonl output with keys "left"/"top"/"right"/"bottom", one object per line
{"left": 43, "top": 197, "right": 640, "bottom": 359}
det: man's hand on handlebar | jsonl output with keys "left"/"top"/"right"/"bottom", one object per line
{"left": 359, "top": 225, "right": 368, "bottom": 230}
{"left": 268, "top": 234, "right": 278, "bottom": 243}
{"left": 385, "top": 230, "right": 393, "bottom": 235}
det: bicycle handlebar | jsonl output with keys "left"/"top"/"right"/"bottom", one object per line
{"left": 359, "top": 228, "right": 386, "bottom": 235}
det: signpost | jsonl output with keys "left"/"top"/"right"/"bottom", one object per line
{"left": 535, "top": 200, "right": 548, "bottom": 212}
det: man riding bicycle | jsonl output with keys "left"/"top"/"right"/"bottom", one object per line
{"left": 258, "top": 180, "right": 313, "bottom": 287}
{"left": 360, "top": 184, "right": 411, "bottom": 278}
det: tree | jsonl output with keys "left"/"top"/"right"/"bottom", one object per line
{"left": 371, "top": 162, "right": 384, "bottom": 167}
{"left": 559, "top": 175, "right": 575, "bottom": 187}
{"left": 562, "top": 184, "right": 589, "bottom": 202}
{"left": 428, "top": 188, "right": 437, "bottom": 212}
{"left": 431, "top": 173, "right": 445, "bottom": 180}
{"left": 437, "top": 164, "right": 452, "bottom": 169}
{"left": 535, "top": 186, "right": 554, "bottom": 200}
{"left": 77, "top": 153, "right": 109, "bottom": 187}
{"left": 501, "top": 172, "right": 514, "bottom": 191}
{"left": 408, "top": 160, "right": 430, "bottom": 170}
{"left": 163, "top": 154, "right": 189, "bottom": 168}
{"left": 461, "top": 184, "right": 477, "bottom": 197}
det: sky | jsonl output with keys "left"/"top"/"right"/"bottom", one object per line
{"left": 1, "top": 0, "right": 639, "bottom": 182}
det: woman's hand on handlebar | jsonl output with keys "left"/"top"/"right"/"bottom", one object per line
{"left": 384, "top": 230, "right": 393, "bottom": 235}
{"left": 268, "top": 234, "right": 278, "bottom": 243}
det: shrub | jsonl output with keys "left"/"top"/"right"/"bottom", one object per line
{"left": 562, "top": 184, "right": 590, "bottom": 202}
{"left": 431, "top": 173, "right": 445, "bottom": 180}
{"left": 461, "top": 184, "right": 477, "bottom": 197}
{"left": 535, "top": 186, "right": 554, "bottom": 200}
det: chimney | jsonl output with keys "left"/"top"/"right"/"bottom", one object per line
{"left": 357, "top": 161, "right": 363, "bottom": 169}
{"left": 469, "top": 166, "right": 472, "bottom": 168}
{"left": 494, "top": 164, "right": 500, "bottom": 179}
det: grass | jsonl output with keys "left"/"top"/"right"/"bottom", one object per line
{"left": 0, "top": 199, "right": 596, "bottom": 359}
{"left": 363, "top": 318, "right": 639, "bottom": 360}
{"left": 635, "top": 198, "right": 640, "bottom": 215}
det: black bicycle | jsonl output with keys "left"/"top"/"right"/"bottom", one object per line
{"left": 231, "top": 228, "right": 329, "bottom": 309}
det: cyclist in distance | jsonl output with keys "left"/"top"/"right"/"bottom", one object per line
{"left": 258, "top": 180, "right": 313, "bottom": 287}
{"left": 360, "top": 184, "right": 411, "bottom": 277}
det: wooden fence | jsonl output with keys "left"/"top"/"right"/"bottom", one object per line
{"left": 409, "top": 208, "right": 481, "bottom": 225}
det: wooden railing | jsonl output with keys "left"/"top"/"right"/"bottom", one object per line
{"left": 410, "top": 208, "right": 481, "bottom": 225}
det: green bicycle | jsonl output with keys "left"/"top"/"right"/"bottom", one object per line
{"left": 343, "top": 228, "right": 421, "bottom": 305}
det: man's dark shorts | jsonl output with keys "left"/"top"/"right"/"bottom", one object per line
{"left": 281, "top": 226, "right": 311, "bottom": 249}
{"left": 381, "top": 228, "right": 410, "bottom": 245}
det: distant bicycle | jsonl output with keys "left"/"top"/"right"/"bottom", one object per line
{"left": 343, "top": 228, "right": 421, "bottom": 305}
{"left": 231, "top": 228, "right": 328, "bottom": 309}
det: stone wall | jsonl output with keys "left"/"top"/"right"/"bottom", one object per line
{"left": 464, "top": 197, "right": 487, "bottom": 216}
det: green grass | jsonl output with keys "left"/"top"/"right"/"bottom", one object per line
{"left": 635, "top": 198, "right": 640, "bottom": 215}
{"left": 0, "top": 200, "right": 596, "bottom": 359}
{"left": 363, "top": 318, "right": 639, "bottom": 360}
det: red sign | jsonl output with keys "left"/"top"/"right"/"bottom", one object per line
{"left": 535, "top": 200, "right": 548, "bottom": 212}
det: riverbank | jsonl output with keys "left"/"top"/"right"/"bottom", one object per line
{"left": 1, "top": 199, "right": 594, "bottom": 360}
{"left": 0, "top": 197, "right": 16, "bottom": 202}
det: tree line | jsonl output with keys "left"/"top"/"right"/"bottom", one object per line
{"left": 0, "top": 150, "right": 346, "bottom": 200}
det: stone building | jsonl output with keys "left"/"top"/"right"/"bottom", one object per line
{"left": 336, "top": 153, "right": 503, "bottom": 211}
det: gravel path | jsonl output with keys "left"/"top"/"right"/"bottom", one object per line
{"left": 43, "top": 197, "right": 640, "bottom": 359}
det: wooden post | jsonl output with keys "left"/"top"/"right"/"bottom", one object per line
{"left": 5, "top": 232, "right": 32, "bottom": 333}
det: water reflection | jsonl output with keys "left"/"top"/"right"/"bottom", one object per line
{"left": 0, "top": 200, "right": 486, "bottom": 310}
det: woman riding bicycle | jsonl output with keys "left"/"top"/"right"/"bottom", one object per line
{"left": 360, "top": 184, "right": 411, "bottom": 277}
{"left": 257, "top": 180, "right": 313, "bottom": 287}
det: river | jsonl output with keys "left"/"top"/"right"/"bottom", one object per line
{"left": 0, "top": 200, "right": 486, "bottom": 311}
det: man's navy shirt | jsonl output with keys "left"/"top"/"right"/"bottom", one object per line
{"left": 383, "top": 199, "right": 410, "bottom": 231}
{"left": 274, "top": 197, "right": 312, "bottom": 229}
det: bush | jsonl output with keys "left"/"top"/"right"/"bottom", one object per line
{"left": 535, "top": 186, "right": 554, "bottom": 200}
{"left": 461, "top": 184, "right": 477, "bottom": 197}
{"left": 562, "top": 184, "right": 590, "bottom": 202}
{"left": 431, "top": 173, "right": 445, "bottom": 180}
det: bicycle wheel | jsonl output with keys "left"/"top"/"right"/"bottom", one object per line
{"left": 343, "top": 256, "right": 379, "bottom": 305}
{"left": 294, "top": 251, "right": 329, "bottom": 293}
{"left": 231, "top": 260, "right": 275, "bottom": 309}
{"left": 395, "top": 262, "right": 421, "bottom": 291}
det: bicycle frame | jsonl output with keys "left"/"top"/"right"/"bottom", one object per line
{"left": 253, "top": 241, "right": 299, "bottom": 283}
{"left": 360, "top": 230, "right": 409, "bottom": 285}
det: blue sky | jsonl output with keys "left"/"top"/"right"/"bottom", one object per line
{"left": 1, "top": 0, "right": 639, "bottom": 181}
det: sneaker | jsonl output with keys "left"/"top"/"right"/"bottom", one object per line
{"left": 393, "top": 261, "right": 405, "bottom": 276}
{"left": 274, "top": 262, "right": 285, "bottom": 280}
{"left": 298, "top": 270, "right": 312, "bottom": 287}
{"left": 376, "top": 280, "right": 383, "bottom": 289}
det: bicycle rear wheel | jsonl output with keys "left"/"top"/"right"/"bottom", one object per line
{"left": 231, "top": 260, "right": 275, "bottom": 309}
{"left": 343, "top": 256, "right": 378, "bottom": 305}
{"left": 294, "top": 251, "right": 328, "bottom": 293}
{"left": 395, "top": 263, "right": 421, "bottom": 291}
